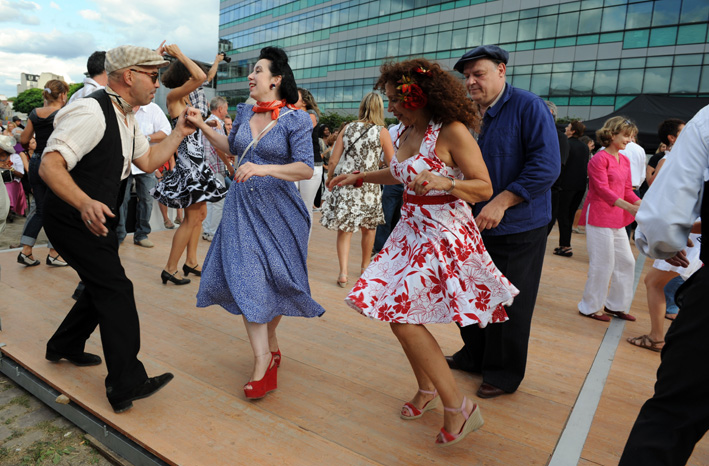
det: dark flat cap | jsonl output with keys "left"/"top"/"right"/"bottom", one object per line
{"left": 453, "top": 45, "right": 509, "bottom": 73}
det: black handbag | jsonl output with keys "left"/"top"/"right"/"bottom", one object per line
{"left": 1, "top": 169, "right": 12, "bottom": 183}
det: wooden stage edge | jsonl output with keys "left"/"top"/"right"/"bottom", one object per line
{"left": 1, "top": 219, "right": 708, "bottom": 466}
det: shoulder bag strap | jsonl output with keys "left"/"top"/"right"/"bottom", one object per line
{"left": 237, "top": 109, "right": 294, "bottom": 167}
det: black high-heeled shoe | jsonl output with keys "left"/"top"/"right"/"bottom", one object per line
{"left": 182, "top": 264, "right": 201, "bottom": 277}
{"left": 161, "top": 270, "right": 191, "bottom": 285}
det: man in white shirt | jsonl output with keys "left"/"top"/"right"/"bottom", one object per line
{"left": 68, "top": 51, "right": 107, "bottom": 103}
{"left": 620, "top": 128, "right": 647, "bottom": 190}
{"left": 619, "top": 105, "right": 709, "bottom": 465}
{"left": 116, "top": 102, "right": 171, "bottom": 247}
{"left": 201, "top": 96, "right": 233, "bottom": 241}
{"left": 39, "top": 45, "right": 197, "bottom": 413}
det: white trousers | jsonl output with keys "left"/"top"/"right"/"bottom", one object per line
{"left": 578, "top": 224, "right": 636, "bottom": 315}
{"left": 203, "top": 173, "right": 225, "bottom": 236}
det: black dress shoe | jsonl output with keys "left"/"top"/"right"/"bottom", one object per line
{"left": 108, "top": 373, "right": 174, "bottom": 413}
{"left": 476, "top": 382, "right": 509, "bottom": 399}
{"left": 161, "top": 270, "right": 190, "bottom": 285}
{"left": 182, "top": 263, "right": 201, "bottom": 277}
{"left": 46, "top": 350, "right": 102, "bottom": 367}
{"left": 445, "top": 356, "right": 461, "bottom": 370}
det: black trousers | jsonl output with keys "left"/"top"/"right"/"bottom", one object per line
{"left": 453, "top": 225, "right": 547, "bottom": 393}
{"left": 547, "top": 188, "right": 560, "bottom": 236}
{"left": 557, "top": 188, "right": 585, "bottom": 247}
{"left": 619, "top": 267, "right": 709, "bottom": 466}
{"left": 44, "top": 202, "right": 147, "bottom": 400}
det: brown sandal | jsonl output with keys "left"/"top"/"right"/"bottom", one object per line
{"left": 627, "top": 335, "right": 664, "bottom": 352}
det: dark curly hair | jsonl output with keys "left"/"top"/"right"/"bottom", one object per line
{"left": 259, "top": 47, "right": 298, "bottom": 104}
{"left": 161, "top": 60, "right": 191, "bottom": 89}
{"left": 375, "top": 58, "right": 479, "bottom": 131}
{"left": 161, "top": 59, "right": 209, "bottom": 89}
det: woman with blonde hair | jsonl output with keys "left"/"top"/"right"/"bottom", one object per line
{"left": 578, "top": 116, "right": 641, "bottom": 321}
{"left": 320, "top": 92, "right": 394, "bottom": 286}
{"left": 18, "top": 79, "right": 70, "bottom": 267}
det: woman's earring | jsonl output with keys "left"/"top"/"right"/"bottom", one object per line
{"left": 270, "top": 84, "right": 276, "bottom": 89}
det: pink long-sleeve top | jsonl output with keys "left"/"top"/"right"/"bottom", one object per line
{"left": 580, "top": 149, "right": 640, "bottom": 228}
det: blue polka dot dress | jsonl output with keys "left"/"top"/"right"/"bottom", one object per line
{"left": 196, "top": 104, "right": 326, "bottom": 323}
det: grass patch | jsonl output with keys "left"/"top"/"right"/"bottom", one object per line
{"left": 9, "top": 395, "right": 31, "bottom": 409}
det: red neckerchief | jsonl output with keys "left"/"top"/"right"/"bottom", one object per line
{"left": 252, "top": 99, "right": 297, "bottom": 120}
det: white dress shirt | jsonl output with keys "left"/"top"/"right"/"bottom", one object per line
{"left": 635, "top": 105, "right": 709, "bottom": 259}
{"left": 67, "top": 77, "right": 104, "bottom": 104}
{"left": 44, "top": 98, "right": 149, "bottom": 180}
{"left": 131, "top": 102, "right": 171, "bottom": 175}
{"left": 620, "top": 141, "right": 647, "bottom": 187}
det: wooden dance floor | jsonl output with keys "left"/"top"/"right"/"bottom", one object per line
{"left": 1, "top": 215, "right": 708, "bottom": 465}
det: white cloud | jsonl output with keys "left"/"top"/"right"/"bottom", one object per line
{"left": 0, "top": 29, "right": 96, "bottom": 59}
{"left": 0, "top": 0, "right": 41, "bottom": 25}
{"left": 78, "top": 9, "right": 100, "bottom": 21}
{"left": 0, "top": 50, "right": 86, "bottom": 90}
{"left": 0, "top": 0, "right": 220, "bottom": 97}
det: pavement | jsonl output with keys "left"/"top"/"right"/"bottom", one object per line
{"left": 1, "top": 214, "right": 122, "bottom": 466}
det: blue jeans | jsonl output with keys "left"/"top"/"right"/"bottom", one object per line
{"left": 664, "top": 275, "right": 684, "bottom": 315}
{"left": 116, "top": 173, "right": 157, "bottom": 243}
{"left": 373, "top": 184, "right": 404, "bottom": 253}
{"left": 20, "top": 156, "right": 53, "bottom": 249}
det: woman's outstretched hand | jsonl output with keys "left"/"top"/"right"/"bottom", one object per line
{"left": 328, "top": 173, "right": 361, "bottom": 190}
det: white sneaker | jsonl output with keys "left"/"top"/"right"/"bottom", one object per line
{"left": 134, "top": 238, "right": 154, "bottom": 248}
{"left": 201, "top": 233, "right": 213, "bottom": 242}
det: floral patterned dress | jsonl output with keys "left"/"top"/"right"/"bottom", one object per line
{"left": 345, "top": 121, "right": 518, "bottom": 328}
{"left": 320, "top": 122, "right": 385, "bottom": 232}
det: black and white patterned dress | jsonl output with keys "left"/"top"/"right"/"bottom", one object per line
{"left": 320, "top": 121, "right": 385, "bottom": 232}
{"left": 151, "top": 89, "right": 227, "bottom": 208}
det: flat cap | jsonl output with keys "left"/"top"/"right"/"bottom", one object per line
{"left": 105, "top": 45, "right": 169, "bottom": 74}
{"left": 453, "top": 45, "right": 509, "bottom": 73}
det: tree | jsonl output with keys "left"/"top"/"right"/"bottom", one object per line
{"left": 67, "top": 83, "right": 84, "bottom": 101}
{"left": 320, "top": 112, "right": 357, "bottom": 131}
{"left": 13, "top": 88, "right": 43, "bottom": 114}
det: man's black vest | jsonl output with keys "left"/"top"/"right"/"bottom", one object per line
{"left": 45, "top": 89, "right": 127, "bottom": 226}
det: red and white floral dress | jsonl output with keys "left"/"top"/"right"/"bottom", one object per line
{"left": 345, "top": 122, "right": 518, "bottom": 328}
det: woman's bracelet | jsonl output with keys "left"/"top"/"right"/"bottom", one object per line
{"left": 353, "top": 171, "right": 366, "bottom": 188}
{"left": 445, "top": 176, "right": 455, "bottom": 193}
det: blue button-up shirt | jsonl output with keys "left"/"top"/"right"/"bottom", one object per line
{"left": 473, "top": 83, "right": 560, "bottom": 236}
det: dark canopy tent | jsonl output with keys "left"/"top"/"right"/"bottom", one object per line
{"left": 581, "top": 95, "right": 709, "bottom": 153}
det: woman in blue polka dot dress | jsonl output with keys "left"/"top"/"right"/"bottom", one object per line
{"left": 188, "top": 47, "right": 325, "bottom": 400}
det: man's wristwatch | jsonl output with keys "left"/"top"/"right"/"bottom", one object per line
{"left": 147, "top": 135, "right": 152, "bottom": 143}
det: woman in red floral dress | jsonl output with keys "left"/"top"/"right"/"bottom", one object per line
{"left": 329, "top": 59, "right": 518, "bottom": 447}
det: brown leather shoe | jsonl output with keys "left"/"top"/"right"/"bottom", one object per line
{"left": 476, "top": 382, "right": 508, "bottom": 399}
{"left": 604, "top": 307, "right": 636, "bottom": 321}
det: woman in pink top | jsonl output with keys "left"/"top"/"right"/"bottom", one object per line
{"left": 578, "top": 117, "right": 641, "bottom": 321}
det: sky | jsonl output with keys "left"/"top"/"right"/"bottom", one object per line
{"left": 0, "top": 0, "right": 220, "bottom": 98}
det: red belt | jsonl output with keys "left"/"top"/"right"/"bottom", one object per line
{"left": 404, "top": 193, "right": 458, "bottom": 205}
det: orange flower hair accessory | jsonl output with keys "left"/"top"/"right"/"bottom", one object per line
{"left": 396, "top": 68, "right": 429, "bottom": 110}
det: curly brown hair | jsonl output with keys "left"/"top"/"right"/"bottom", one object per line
{"left": 375, "top": 58, "right": 479, "bottom": 131}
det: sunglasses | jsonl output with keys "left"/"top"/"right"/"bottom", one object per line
{"left": 130, "top": 69, "right": 159, "bottom": 83}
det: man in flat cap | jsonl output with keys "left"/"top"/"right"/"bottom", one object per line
{"left": 39, "top": 44, "right": 194, "bottom": 413}
{"left": 446, "top": 45, "right": 560, "bottom": 398}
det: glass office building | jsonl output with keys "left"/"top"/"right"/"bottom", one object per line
{"left": 217, "top": 0, "right": 709, "bottom": 119}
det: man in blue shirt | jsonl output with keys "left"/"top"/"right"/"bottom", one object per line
{"left": 446, "top": 45, "right": 560, "bottom": 398}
